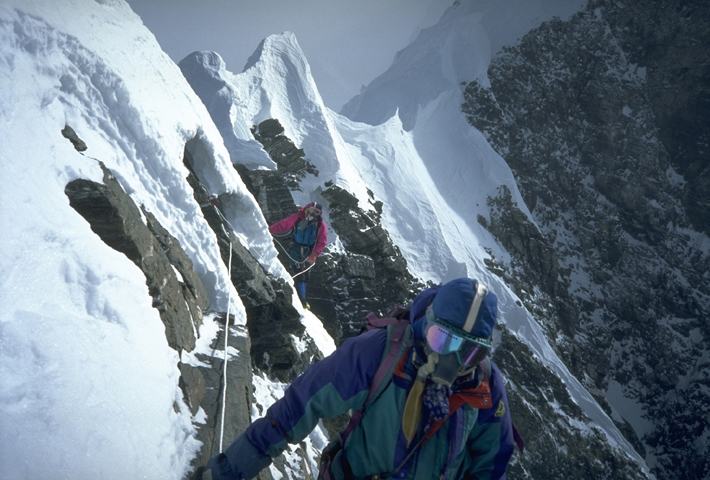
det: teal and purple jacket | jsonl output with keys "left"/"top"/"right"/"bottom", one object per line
{"left": 208, "top": 287, "right": 516, "bottom": 480}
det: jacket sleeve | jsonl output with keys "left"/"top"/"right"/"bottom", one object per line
{"left": 248, "top": 328, "right": 386, "bottom": 456}
{"left": 268, "top": 211, "right": 302, "bottom": 235}
{"left": 209, "top": 329, "right": 388, "bottom": 480}
{"left": 465, "top": 361, "right": 515, "bottom": 480}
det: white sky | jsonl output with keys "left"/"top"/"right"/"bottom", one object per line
{"left": 125, "top": 0, "right": 452, "bottom": 112}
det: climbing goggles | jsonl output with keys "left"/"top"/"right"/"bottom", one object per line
{"left": 306, "top": 205, "right": 322, "bottom": 217}
{"left": 424, "top": 308, "right": 491, "bottom": 368}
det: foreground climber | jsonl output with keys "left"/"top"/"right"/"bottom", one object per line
{"left": 202, "top": 277, "right": 518, "bottom": 480}
{"left": 269, "top": 202, "right": 328, "bottom": 308}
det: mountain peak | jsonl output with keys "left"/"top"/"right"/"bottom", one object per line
{"left": 243, "top": 31, "right": 304, "bottom": 72}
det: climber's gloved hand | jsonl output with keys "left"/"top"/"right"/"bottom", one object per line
{"left": 202, "top": 433, "right": 272, "bottom": 480}
{"left": 306, "top": 253, "right": 317, "bottom": 265}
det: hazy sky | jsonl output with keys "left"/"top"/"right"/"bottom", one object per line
{"left": 125, "top": 0, "right": 452, "bottom": 112}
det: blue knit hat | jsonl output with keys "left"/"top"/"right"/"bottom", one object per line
{"left": 432, "top": 278, "right": 498, "bottom": 339}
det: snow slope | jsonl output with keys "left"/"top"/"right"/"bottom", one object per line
{"left": 0, "top": 1, "right": 331, "bottom": 478}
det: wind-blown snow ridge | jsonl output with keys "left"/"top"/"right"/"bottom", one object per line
{"left": 183, "top": 32, "right": 379, "bottom": 212}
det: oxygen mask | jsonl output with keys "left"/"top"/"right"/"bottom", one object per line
{"left": 305, "top": 205, "right": 321, "bottom": 222}
{"left": 423, "top": 307, "right": 491, "bottom": 387}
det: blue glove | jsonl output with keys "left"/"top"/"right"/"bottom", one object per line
{"left": 202, "top": 433, "right": 272, "bottom": 480}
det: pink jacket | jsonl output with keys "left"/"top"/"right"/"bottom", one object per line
{"left": 269, "top": 207, "right": 328, "bottom": 264}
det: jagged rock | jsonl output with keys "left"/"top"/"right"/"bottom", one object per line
{"left": 316, "top": 184, "right": 423, "bottom": 338}
{"left": 496, "top": 329, "right": 649, "bottom": 480}
{"left": 237, "top": 120, "right": 424, "bottom": 342}
{"left": 188, "top": 315, "right": 318, "bottom": 480}
{"left": 251, "top": 118, "right": 318, "bottom": 188}
{"left": 269, "top": 443, "right": 317, "bottom": 480}
{"left": 179, "top": 361, "right": 206, "bottom": 417}
{"left": 64, "top": 162, "right": 201, "bottom": 353}
{"left": 484, "top": 186, "right": 562, "bottom": 298}
{"left": 61, "top": 124, "right": 87, "bottom": 152}
{"left": 184, "top": 139, "right": 319, "bottom": 383}
{"left": 143, "top": 207, "right": 210, "bottom": 333}
{"left": 189, "top": 317, "right": 254, "bottom": 477}
{"left": 234, "top": 162, "right": 297, "bottom": 225}
{"left": 64, "top": 161, "right": 218, "bottom": 474}
{"left": 343, "top": 254, "right": 376, "bottom": 279}
{"left": 587, "top": 0, "right": 710, "bottom": 237}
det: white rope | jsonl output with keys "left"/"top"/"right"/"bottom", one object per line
{"left": 291, "top": 261, "right": 316, "bottom": 279}
{"left": 272, "top": 237, "right": 315, "bottom": 279}
{"left": 219, "top": 242, "right": 233, "bottom": 453}
{"left": 272, "top": 237, "right": 302, "bottom": 264}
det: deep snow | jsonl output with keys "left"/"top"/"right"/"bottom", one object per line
{"left": 0, "top": 1, "right": 330, "bottom": 478}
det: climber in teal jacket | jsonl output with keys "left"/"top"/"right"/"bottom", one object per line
{"left": 203, "top": 278, "right": 517, "bottom": 480}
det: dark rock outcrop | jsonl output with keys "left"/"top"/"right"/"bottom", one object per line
{"left": 495, "top": 329, "right": 649, "bottom": 480}
{"left": 63, "top": 156, "right": 226, "bottom": 476}
{"left": 63, "top": 135, "right": 260, "bottom": 479}
{"left": 588, "top": 0, "right": 710, "bottom": 237}
{"left": 188, "top": 316, "right": 254, "bottom": 476}
{"left": 61, "top": 124, "right": 87, "bottom": 152}
{"left": 65, "top": 161, "right": 205, "bottom": 353}
{"left": 314, "top": 184, "right": 423, "bottom": 338}
{"left": 463, "top": 3, "right": 710, "bottom": 479}
{"left": 184, "top": 137, "right": 322, "bottom": 382}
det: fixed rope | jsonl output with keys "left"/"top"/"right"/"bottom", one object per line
{"left": 272, "top": 237, "right": 315, "bottom": 279}
{"left": 203, "top": 193, "right": 309, "bottom": 450}
{"left": 219, "top": 242, "right": 233, "bottom": 453}
{"left": 292, "top": 262, "right": 315, "bottom": 278}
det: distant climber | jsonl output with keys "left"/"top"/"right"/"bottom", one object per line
{"left": 269, "top": 202, "right": 328, "bottom": 308}
{"left": 202, "top": 277, "right": 520, "bottom": 480}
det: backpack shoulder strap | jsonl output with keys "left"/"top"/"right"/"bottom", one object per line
{"left": 366, "top": 319, "right": 410, "bottom": 404}
{"left": 364, "top": 305, "right": 408, "bottom": 330}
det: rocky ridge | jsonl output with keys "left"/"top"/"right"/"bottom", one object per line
{"left": 176, "top": 35, "right": 662, "bottom": 480}
{"left": 222, "top": 118, "right": 652, "bottom": 479}
{"left": 236, "top": 118, "right": 424, "bottom": 343}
